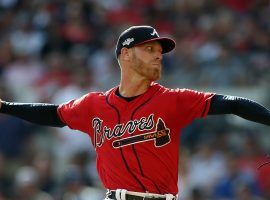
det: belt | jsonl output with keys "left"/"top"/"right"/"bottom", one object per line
{"left": 107, "top": 190, "right": 177, "bottom": 200}
{"left": 109, "top": 191, "right": 165, "bottom": 200}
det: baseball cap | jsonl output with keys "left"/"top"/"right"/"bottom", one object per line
{"left": 115, "top": 25, "right": 175, "bottom": 58}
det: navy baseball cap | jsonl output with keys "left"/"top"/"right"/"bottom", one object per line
{"left": 115, "top": 25, "right": 176, "bottom": 58}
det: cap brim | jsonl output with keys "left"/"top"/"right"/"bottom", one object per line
{"left": 135, "top": 37, "right": 176, "bottom": 54}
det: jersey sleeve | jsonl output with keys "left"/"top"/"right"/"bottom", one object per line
{"left": 57, "top": 93, "right": 93, "bottom": 133}
{"left": 176, "top": 89, "right": 214, "bottom": 126}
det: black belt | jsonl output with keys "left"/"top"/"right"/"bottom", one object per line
{"left": 108, "top": 191, "right": 167, "bottom": 200}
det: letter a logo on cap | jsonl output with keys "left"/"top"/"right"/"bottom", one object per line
{"left": 150, "top": 29, "right": 159, "bottom": 36}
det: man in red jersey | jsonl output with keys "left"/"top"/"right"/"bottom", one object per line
{"left": 1, "top": 26, "right": 270, "bottom": 200}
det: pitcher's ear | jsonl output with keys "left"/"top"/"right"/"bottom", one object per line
{"left": 121, "top": 47, "right": 132, "bottom": 61}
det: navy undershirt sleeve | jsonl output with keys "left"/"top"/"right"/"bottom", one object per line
{"left": 0, "top": 102, "right": 66, "bottom": 127}
{"left": 209, "top": 94, "right": 270, "bottom": 126}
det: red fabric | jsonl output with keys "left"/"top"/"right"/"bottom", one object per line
{"left": 218, "top": 0, "right": 254, "bottom": 12}
{"left": 258, "top": 165, "right": 270, "bottom": 193}
{"left": 238, "top": 155, "right": 270, "bottom": 193}
{"left": 60, "top": 22, "right": 92, "bottom": 43}
{"left": 58, "top": 83, "right": 214, "bottom": 194}
{"left": 106, "top": 8, "right": 143, "bottom": 25}
{"left": 131, "top": 0, "right": 156, "bottom": 7}
{"left": 155, "top": 21, "right": 174, "bottom": 35}
{"left": 250, "top": 156, "right": 270, "bottom": 193}
{"left": 37, "top": 71, "right": 71, "bottom": 87}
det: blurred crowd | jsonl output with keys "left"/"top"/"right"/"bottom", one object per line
{"left": 0, "top": 0, "right": 270, "bottom": 199}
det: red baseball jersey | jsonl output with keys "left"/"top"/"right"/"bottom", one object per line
{"left": 57, "top": 82, "right": 214, "bottom": 195}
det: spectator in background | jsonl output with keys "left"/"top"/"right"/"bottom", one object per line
{"left": 9, "top": 15, "right": 46, "bottom": 58}
{"left": 187, "top": 138, "right": 227, "bottom": 198}
{"left": 213, "top": 152, "right": 263, "bottom": 200}
{"left": 198, "top": 46, "right": 247, "bottom": 87}
{"left": 0, "top": 39, "right": 13, "bottom": 76}
{"left": 59, "top": 1, "right": 93, "bottom": 47}
{"left": 61, "top": 164, "right": 104, "bottom": 200}
{"left": 235, "top": 184, "right": 265, "bottom": 200}
{"left": 35, "top": 51, "right": 72, "bottom": 102}
{"left": 0, "top": 82, "right": 34, "bottom": 159}
{"left": 0, "top": 153, "right": 11, "bottom": 199}
{"left": 0, "top": 0, "right": 269, "bottom": 199}
{"left": 2, "top": 52, "right": 45, "bottom": 102}
{"left": 32, "top": 152, "right": 56, "bottom": 196}
{"left": 13, "top": 166, "right": 54, "bottom": 200}
{"left": 237, "top": 132, "right": 270, "bottom": 199}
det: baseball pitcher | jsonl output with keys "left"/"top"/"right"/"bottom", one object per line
{"left": 1, "top": 26, "right": 270, "bottom": 200}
